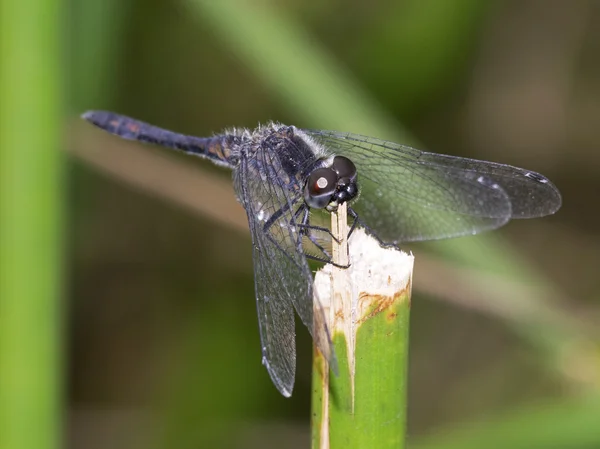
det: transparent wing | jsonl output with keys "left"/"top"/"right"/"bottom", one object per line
{"left": 304, "top": 130, "right": 562, "bottom": 243}
{"left": 233, "top": 145, "right": 334, "bottom": 396}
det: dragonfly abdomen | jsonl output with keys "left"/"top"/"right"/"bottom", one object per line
{"left": 82, "top": 110, "right": 238, "bottom": 168}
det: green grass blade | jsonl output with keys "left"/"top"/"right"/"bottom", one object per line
{"left": 0, "top": 1, "right": 64, "bottom": 449}
{"left": 70, "top": 0, "right": 132, "bottom": 111}
{"left": 186, "top": 0, "right": 405, "bottom": 139}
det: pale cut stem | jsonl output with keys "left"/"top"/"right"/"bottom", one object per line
{"left": 329, "top": 204, "right": 354, "bottom": 403}
{"left": 317, "top": 203, "right": 351, "bottom": 449}
{"left": 331, "top": 203, "right": 349, "bottom": 267}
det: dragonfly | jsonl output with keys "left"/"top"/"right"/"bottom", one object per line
{"left": 82, "top": 111, "right": 562, "bottom": 396}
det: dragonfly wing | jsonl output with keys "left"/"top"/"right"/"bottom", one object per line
{"left": 233, "top": 143, "right": 334, "bottom": 396}
{"left": 304, "top": 130, "right": 561, "bottom": 243}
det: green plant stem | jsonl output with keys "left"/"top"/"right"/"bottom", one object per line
{"left": 312, "top": 220, "right": 414, "bottom": 449}
{"left": 0, "top": 1, "right": 64, "bottom": 449}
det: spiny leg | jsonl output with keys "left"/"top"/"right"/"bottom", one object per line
{"left": 347, "top": 206, "right": 360, "bottom": 237}
{"left": 291, "top": 205, "right": 340, "bottom": 243}
{"left": 293, "top": 205, "right": 351, "bottom": 268}
{"left": 295, "top": 206, "right": 334, "bottom": 264}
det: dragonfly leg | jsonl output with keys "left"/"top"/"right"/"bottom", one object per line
{"left": 293, "top": 206, "right": 350, "bottom": 269}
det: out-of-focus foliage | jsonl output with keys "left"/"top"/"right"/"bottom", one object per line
{"left": 10, "top": 0, "right": 595, "bottom": 448}
{"left": 0, "top": 1, "right": 64, "bottom": 449}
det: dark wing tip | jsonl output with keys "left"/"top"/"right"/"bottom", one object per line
{"left": 513, "top": 171, "right": 562, "bottom": 218}
{"left": 542, "top": 178, "right": 562, "bottom": 216}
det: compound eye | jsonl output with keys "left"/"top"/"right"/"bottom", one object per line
{"left": 332, "top": 156, "right": 357, "bottom": 180}
{"left": 304, "top": 167, "right": 337, "bottom": 209}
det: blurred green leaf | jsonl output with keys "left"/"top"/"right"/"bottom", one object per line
{"left": 411, "top": 395, "right": 600, "bottom": 449}
{"left": 70, "top": 0, "right": 134, "bottom": 111}
{"left": 353, "top": 0, "right": 492, "bottom": 116}
{"left": 186, "top": 0, "right": 405, "bottom": 139}
{"left": 0, "top": 1, "right": 64, "bottom": 449}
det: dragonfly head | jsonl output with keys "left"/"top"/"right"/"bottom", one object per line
{"left": 303, "top": 156, "right": 358, "bottom": 212}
